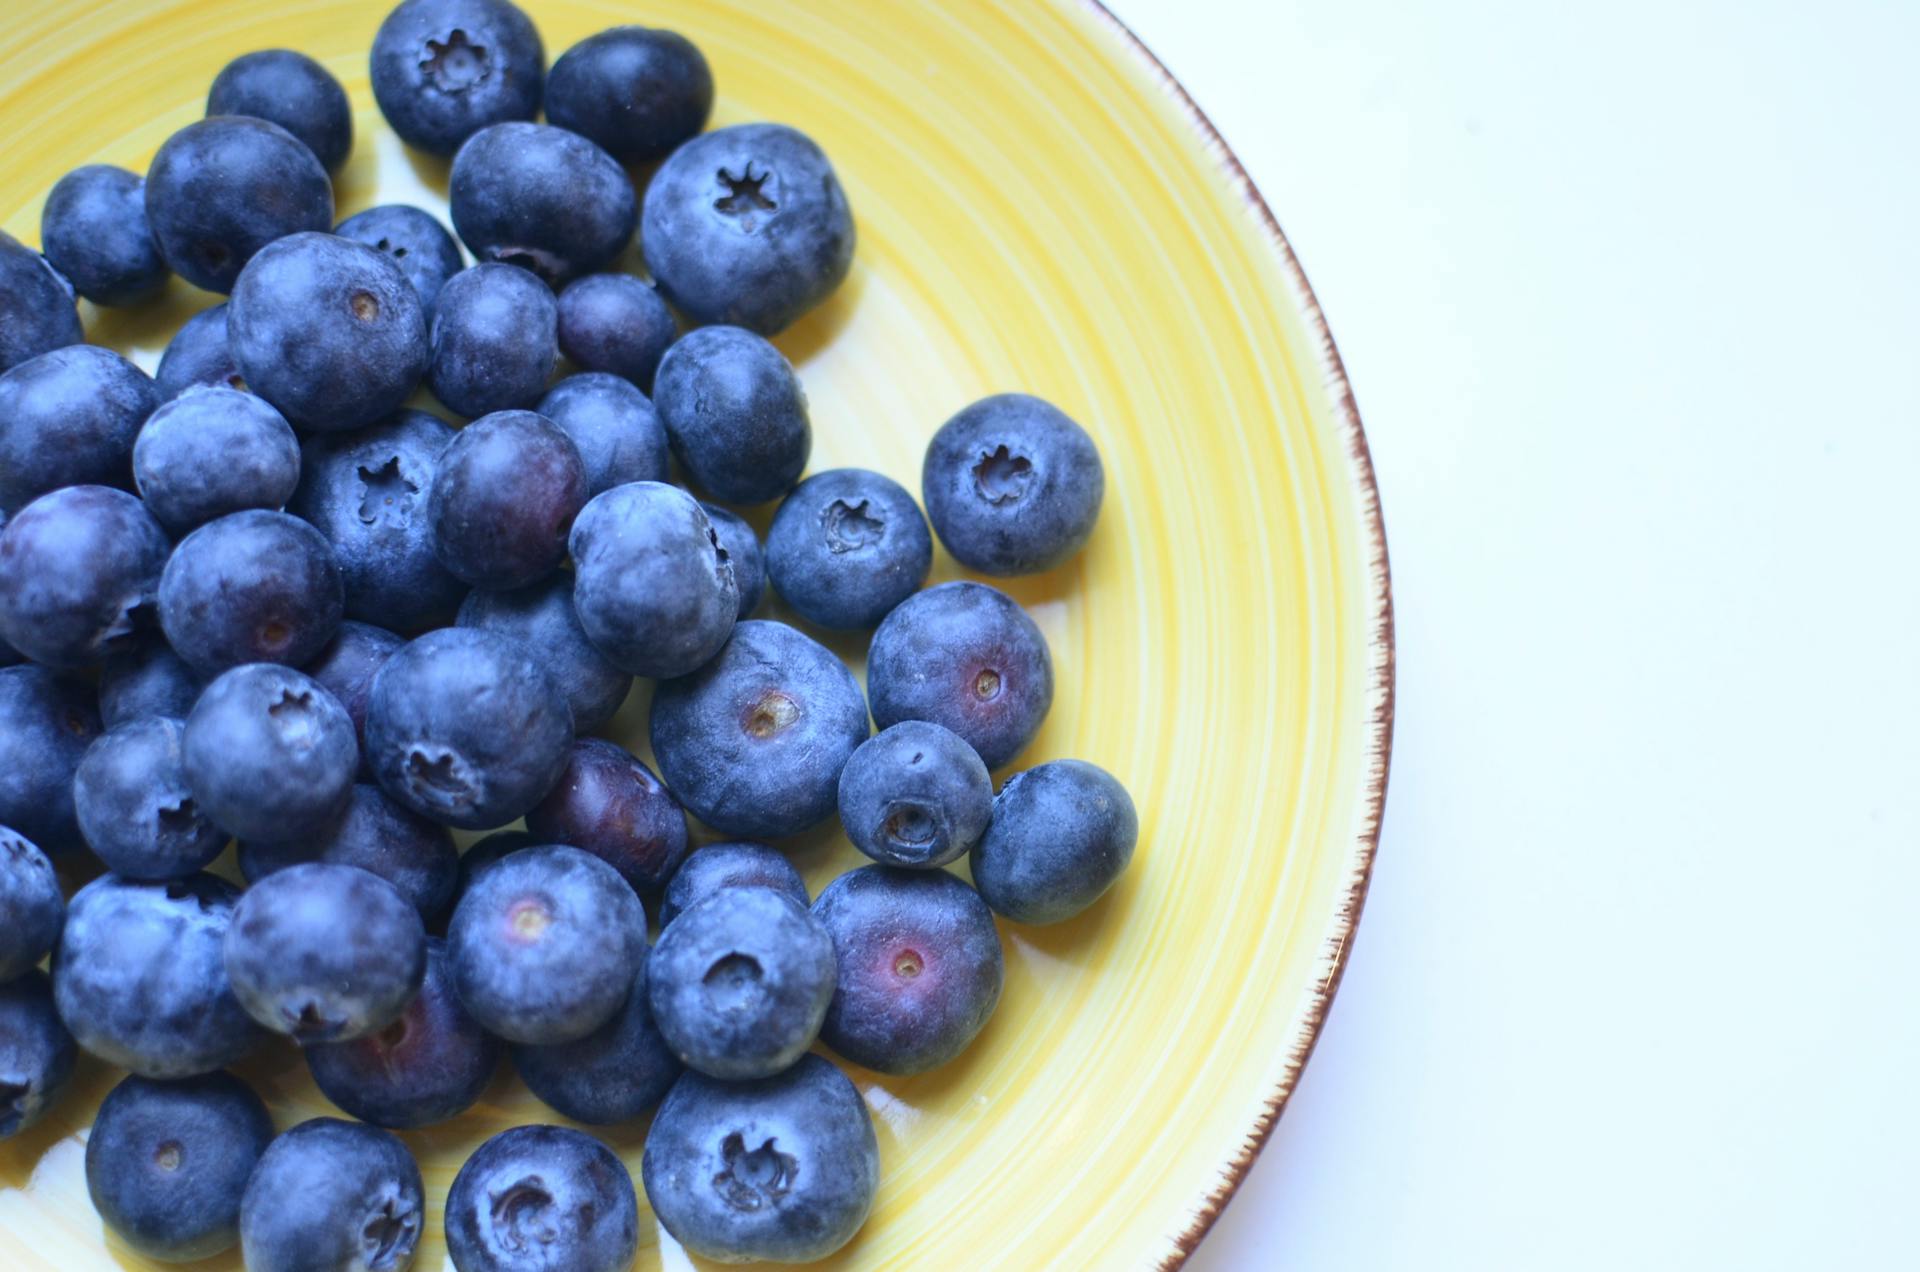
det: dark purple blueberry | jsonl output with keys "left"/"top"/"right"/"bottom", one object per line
{"left": 99, "top": 639, "right": 203, "bottom": 727}
{"left": 455, "top": 574, "right": 629, "bottom": 732}
{"left": 336, "top": 204, "right": 467, "bottom": 314}
{"left": 765, "top": 467, "right": 933, "bottom": 630}
{"left": 838, "top": 720, "right": 991, "bottom": 869}
{"left": 155, "top": 303, "right": 245, "bottom": 399}
{"left": 305, "top": 620, "right": 405, "bottom": 773}
{"left": 0, "top": 829, "right": 65, "bottom": 981}
{"left": 208, "top": 49, "right": 353, "bottom": 172}
{"left": 132, "top": 387, "right": 301, "bottom": 533}
{"left": 426, "top": 409, "right": 585, "bottom": 590}
{"left": 512, "top": 949, "right": 679, "bottom": 1125}
{"left": 144, "top": 115, "right": 333, "bottom": 293}
{"left": 239, "top": 1118, "right": 423, "bottom": 1272}
{"left": 239, "top": 784, "right": 458, "bottom": 922}
{"left": 183, "top": 663, "right": 358, "bottom": 843}
{"left": 0, "top": 229, "right": 82, "bottom": 373}
{"left": 40, "top": 164, "right": 168, "bottom": 305}
{"left": 0, "top": 971, "right": 76, "bottom": 1138}
{"left": 555, "top": 273, "right": 677, "bottom": 391}
{"left": 649, "top": 621, "right": 868, "bottom": 839}
{"left": 158, "top": 510, "right": 345, "bottom": 674}
{"left": 75, "top": 717, "right": 227, "bottom": 880}
{"left": 536, "top": 371, "right": 669, "bottom": 496}
{"left": 0, "top": 486, "right": 169, "bottom": 670}
{"left": 569, "top": 481, "right": 736, "bottom": 677}
{"left": 448, "top": 121, "right": 636, "bottom": 287}
{"left": 526, "top": 738, "right": 688, "bottom": 894}
{"left": 658, "top": 841, "right": 807, "bottom": 930}
{"left": 452, "top": 829, "right": 536, "bottom": 899}
{"left": 923, "top": 393, "right": 1105, "bottom": 575}
{"left": 0, "top": 345, "right": 158, "bottom": 512}
{"left": 971, "top": 759, "right": 1137, "bottom": 924}
{"left": 427, "top": 262, "right": 558, "bottom": 417}
{"left": 700, "top": 502, "right": 765, "bottom": 620}
{"left": 651, "top": 325, "right": 810, "bottom": 505}
{"left": 0, "top": 666, "right": 100, "bottom": 853}
{"left": 370, "top": 0, "right": 546, "bottom": 157}
{"left": 445, "top": 1125, "right": 638, "bottom": 1272}
{"left": 546, "top": 27, "right": 712, "bottom": 163}
{"left": 813, "top": 865, "right": 1003, "bottom": 1075}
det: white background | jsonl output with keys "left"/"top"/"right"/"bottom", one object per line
{"left": 1105, "top": 1, "right": 1920, "bottom": 1267}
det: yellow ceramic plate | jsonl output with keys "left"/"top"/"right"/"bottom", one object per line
{"left": 0, "top": 1, "right": 1391, "bottom": 1267}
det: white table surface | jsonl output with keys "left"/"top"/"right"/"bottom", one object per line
{"left": 1105, "top": 1, "right": 1920, "bottom": 1267}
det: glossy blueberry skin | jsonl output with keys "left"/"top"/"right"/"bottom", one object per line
{"left": 568, "top": 481, "right": 736, "bottom": 678}
{"left": 526, "top": 738, "right": 687, "bottom": 892}
{"left": 866, "top": 581, "right": 1053, "bottom": 770}
{"left": 0, "top": 487, "right": 169, "bottom": 671}
{"left": 838, "top": 721, "right": 992, "bottom": 869}
{"left": 371, "top": 0, "right": 545, "bottom": 157}
{"left": 306, "top": 621, "right": 404, "bottom": 773}
{"left": 922, "top": 393, "right": 1105, "bottom": 575}
{"left": 427, "top": 410, "right": 586, "bottom": 589}
{"left": 546, "top": 26, "right": 712, "bottom": 163}
{"left": 307, "top": 936, "right": 499, "bottom": 1129}
{"left": 159, "top": 510, "right": 345, "bottom": 674}
{"left": 0, "top": 344, "right": 159, "bottom": 512}
{"left": 155, "top": 303, "right": 244, "bottom": 399}
{"left": 99, "top": 640, "right": 202, "bottom": 727}
{"left": 700, "top": 503, "right": 765, "bottom": 620}
{"left": 337, "top": 204, "right": 466, "bottom": 314}
{"left": 183, "top": 663, "right": 358, "bottom": 843}
{"left": 651, "top": 621, "right": 868, "bottom": 839}
{"left": 513, "top": 950, "right": 679, "bottom": 1125}
{"left": 145, "top": 115, "right": 333, "bottom": 293}
{"left": 366, "top": 628, "right": 574, "bottom": 829}
{"left": 642, "top": 123, "right": 856, "bottom": 336}
{"left": 0, "top": 830, "right": 64, "bottom": 981}
{"left": 0, "top": 972, "right": 76, "bottom": 1137}
{"left": 652, "top": 326, "right": 810, "bottom": 505}
{"left": 75, "top": 717, "right": 227, "bottom": 880}
{"left": 0, "top": 230, "right": 82, "bottom": 374}
{"left": 0, "top": 666, "right": 100, "bottom": 853}
{"left": 240, "top": 784, "right": 459, "bottom": 922}
{"left": 40, "top": 164, "right": 168, "bottom": 305}
{"left": 208, "top": 49, "right": 353, "bottom": 172}
{"left": 814, "top": 865, "right": 1004, "bottom": 1074}
{"left": 445, "top": 1124, "right": 638, "bottom": 1272}
{"left": 766, "top": 468, "right": 933, "bottom": 630}
{"left": 53, "top": 874, "right": 261, "bottom": 1077}
{"left": 659, "top": 841, "right": 807, "bottom": 929}
{"left": 536, "top": 372, "right": 669, "bottom": 496}
{"left": 971, "top": 759, "right": 1137, "bottom": 924}
{"left": 132, "top": 388, "right": 301, "bottom": 533}
{"left": 456, "top": 574, "right": 629, "bottom": 732}
{"left": 447, "top": 844, "right": 645, "bottom": 1045}
{"left": 448, "top": 122, "right": 637, "bottom": 288}
{"left": 240, "top": 1118, "right": 423, "bottom": 1272}
{"left": 84, "top": 1071, "right": 272, "bottom": 1262}
{"left": 642, "top": 1054, "right": 878, "bottom": 1264}
{"left": 428, "top": 263, "right": 558, "bottom": 417}
{"left": 556, "top": 273, "right": 676, "bottom": 391}
{"left": 292, "top": 410, "right": 465, "bottom": 631}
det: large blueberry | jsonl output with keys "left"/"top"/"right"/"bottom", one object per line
{"left": 0, "top": 344, "right": 159, "bottom": 511}
{"left": 701, "top": 503, "right": 765, "bottom": 621}
{"left": 446, "top": 844, "right": 644, "bottom": 1044}
{"left": 0, "top": 972, "right": 76, "bottom": 1138}
{"left": 74, "top": 717, "right": 227, "bottom": 880}
{"left": 813, "top": 865, "right": 1003, "bottom": 1074}
{"left": 305, "top": 621, "right": 405, "bottom": 772}
{"left": 0, "top": 666, "right": 100, "bottom": 853}
{"left": 132, "top": 387, "right": 301, "bottom": 533}
{"left": 923, "top": 393, "right": 1105, "bottom": 574}
{"left": 546, "top": 26, "right": 712, "bottom": 163}
{"left": 159, "top": 510, "right": 344, "bottom": 674}
{"left": 428, "top": 263, "right": 558, "bottom": 417}
{"left": 650, "top": 621, "right": 868, "bottom": 839}
{"left": 451, "top": 829, "right": 537, "bottom": 900}
{"left": 365, "top": 627, "right": 573, "bottom": 828}
{"left": 370, "top": 0, "right": 545, "bottom": 157}
{"left": 98, "top": 639, "right": 202, "bottom": 727}
{"left": 536, "top": 372, "right": 669, "bottom": 496}
{"left": 456, "top": 575, "right": 629, "bottom": 732}
{"left": 337, "top": 203, "right": 467, "bottom": 314}
{"left": 208, "top": 49, "right": 353, "bottom": 172}
{"left": 145, "top": 115, "right": 333, "bottom": 293}
{"left": 0, "top": 486, "right": 169, "bottom": 670}
{"left": 427, "top": 409, "right": 585, "bottom": 589}
{"left": 651, "top": 325, "right": 810, "bottom": 505}
{"left": 53, "top": 874, "right": 261, "bottom": 1077}
{"left": 240, "top": 784, "right": 458, "bottom": 922}
{"left": 642, "top": 1054, "right": 878, "bottom": 1263}
{"left": 658, "top": 841, "right": 807, "bottom": 929}
{"left": 971, "top": 759, "right": 1137, "bottom": 924}
{"left": 555, "top": 273, "right": 676, "bottom": 391}
{"left": 642, "top": 123, "right": 854, "bottom": 334}
{"left": 240, "top": 1118, "right": 423, "bottom": 1272}
{"left": 838, "top": 720, "right": 992, "bottom": 869}
{"left": 40, "top": 164, "right": 168, "bottom": 305}
{"left": 512, "top": 950, "right": 679, "bottom": 1125}
{"left": 865, "top": 580, "right": 1053, "bottom": 770}
{"left": 527, "top": 738, "right": 688, "bottom": 894}
{"left": 0, "top": 829, "right": 64, "bottom": 981}
{"left": 445, "top": 1124, "right": 638, "bottom": 1272}
{"left": 568, "top": 481, "right": 736, "bottom": 678}
{"left": 183, "top": 663, "right": 358, "bottom": 842}
{"left": 448, "top": 122, "right": 636, "bottom": 287}
{"left": 0, "top": 229, "right": 82, "bottom": 373}
{"left": 766, "top": 467, "right": 932, "bottom": 629}
{"left": 155, "top": 303, "right": 245, "bottom": 399}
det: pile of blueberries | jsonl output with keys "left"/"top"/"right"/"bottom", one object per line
{"left": 0, "top": 0, "right": 1139, "bottom": 1268}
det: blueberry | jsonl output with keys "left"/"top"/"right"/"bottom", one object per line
{"left": 292, "top": 410, "right": 465, "bottom": 631}
{"left": 447, "top": 844, "right": 644, "bottom": 1044}
{"left": 99, "top": 639, "right": 203, "bottom": 726}
{"left": 240, "top": 1118, "right": 423, "bottom": 1272}
{"left": 305, "top": 620, "right": 405, "bottom": 772}
{"left": 650, "top": 620, "right": 868, "bottom": 839}
{"left": 155, "top": 303, "right": 245, "bottom": 399}
{"left": 971, "top": 759, "right": 1137, "bottom": 924}
{"left": 445, "top": 1124, "right": 638, "bottom": 1272}
{"left": 536, "top": 371, "right": 669, "bottom": 496}
{"left": 0, "top": 829, "right": 64, "bottom": 981}
{"left": 0, "top": 229, "right": 82, "bottom": 373}
{"left": 568, "top": 481, "right": 736, "bottom": 677}
{"left": 428, "top": 263, "right": 558, "bottom": 417}
{"left": 813, "top": 865, "right": 1003, "bottom": 1074}
{"left": 370, "top": 0, "right": 545, "bottom": 157}
{"left": 526, "top": 737, "right": 688, "bottom": 892}
{"left": 183, "top": 663, "right": 358, "bottom": 842}
{"left": 53, "top": 874, "right": 262, "bottom": 1077}
{"left": 0, "top": 972, "right": 76, "bottom": 1137}
{"left": 427, "top": 409, "right": 585, "bottom": 589}
{"left": 84, "top": 1070, "right": 272, "bottom": 1262}
{"left": 865, "top": 580, "right": 1053, "bottom": 770}
{"left": 207, "top": 49, "right": 353, "bottom": 172}
{"left": 365, "top": 628, "right": 573, "bottom": 828}
{"left": 555, "top": 273, "right": 677, "bottom": 391}
{"left": 642, "top": 123, "right": 855, "bottom": 335}
{"left": 306, "top": 936, "right": 500, "bottom": 1129}
{"left": 700, "top": 502, "right": 766, "bottom": 620}
{"left": 39, "top": 164, "right": 168, "bottom": 305}
{"left": 448, "top": 122, "right": 636, "bottom": 287}
{"left": 336, "top": 204, "right": 467, "bottom": 314}
{"left": 452, "top": 829, "right": 536, "bottom": 898}
{"left": 240, "top": 784, "right": 458, "bottom": 922}
{"left": 145, "top": 115, "right": 333, "bottom": 293}
{"left": 456, "top": 574, "right": 629, "bottom": 732}
{"left": 512, "top": 949, "right": 679, "bottom": 1125}
{"left": 838, "top": 721, "right": 991, "bottom": 869}
{"left": 922, "top": 393, "right": 1105, "bottom": 575}
{"left": 547, "top": 26, "right": 712, "bottom": 162}
{"left": 0, "top": 486, "right": 169, "bottom": 670}
{"left": 0, "top": 344, "right": 159, "bottom": 511}
{"left": 132, "top": 387, "right": 301, "bottom": 533}
{"left": 159, "top": 510, "right": 345, "bottom": 674}
{"left": 652, "top": 325, "right": 810, "bottom": 505}
{"left": 75, "top": 717, "right": 227, "bottom": 880}
{"left": 765, "top": 467, "right": 933, "bottom": 630}
{"left": 659, "top": 841, "right": 807, "bottom": 929}
{"left": 0, "top": 666, "right": 100, "bottom": 853}
{"left": 642, "top": 1054, "right": 878, "bottom": 1264}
